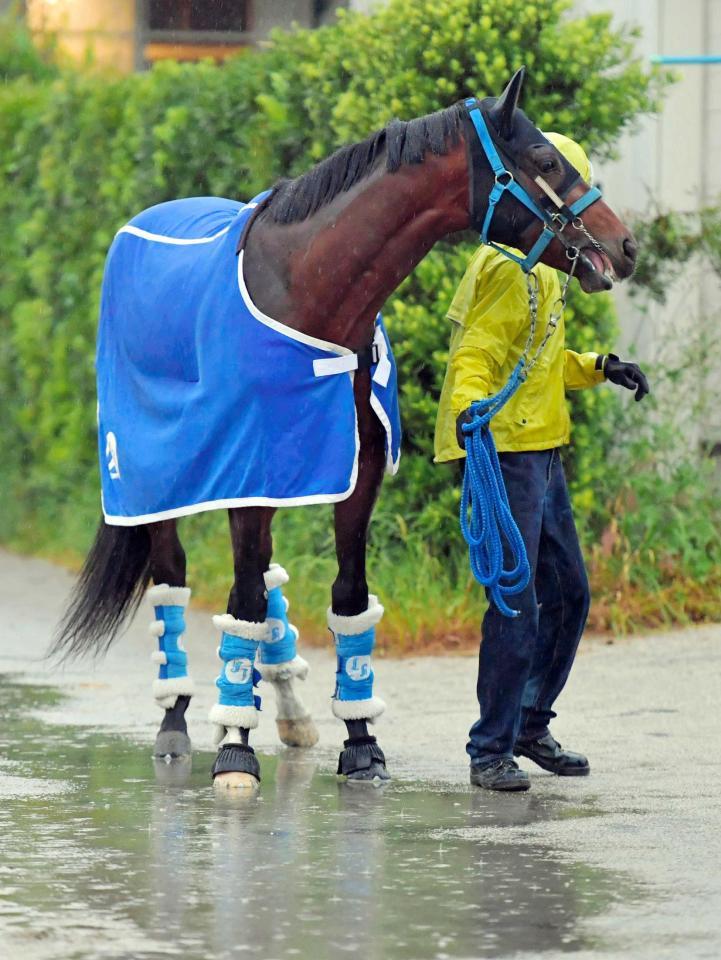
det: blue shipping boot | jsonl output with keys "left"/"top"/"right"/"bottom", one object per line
{"left": 258, "top": 564, "right": 318, "bottom": 747}
{"left": 148, "top": 584, "right": 194, "bottom": 709}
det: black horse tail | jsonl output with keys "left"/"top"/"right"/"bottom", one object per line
{"left": 51, "top": 519, "right": 152, "bottom": 661}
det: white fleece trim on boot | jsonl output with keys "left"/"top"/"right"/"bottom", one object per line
{"left": 209, "top": 703, "right": 259, "bottom": 735}
{"left": 332, "top": 696, "right": 386, "bottom": 722}
{"left": 152, "top": 676, "right": 195, "bottom": 709}
{"left": 264, "top": 563, "right": 289, "bottom": 591}
{"left": 257, "top": 655, "right": 309, "bottom": 683}
{"left": 147, "top": 584, "right": 191, "bottom": 608}
{"left": 148, "top": 619, "right": 165, "bottom": 638}
{"left": 327, "top": 595, "right": 384, "bottom": 635}
{"left": 212, "top": 614, "right": 270, "bottom": 641}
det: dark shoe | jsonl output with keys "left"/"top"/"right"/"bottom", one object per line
{"left": 514, "top": 733, "right": 590, "bottom": 776}
{"left": 470, "top": 758, "right": 530, "bottom": 792}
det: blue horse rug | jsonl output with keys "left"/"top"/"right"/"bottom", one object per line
{"left": 97, "top": 193, "right": 401, "bottom": 525}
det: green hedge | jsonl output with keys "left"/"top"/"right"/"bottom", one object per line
{"left": 0, "top": 0, "right": 674, "bottom": 637}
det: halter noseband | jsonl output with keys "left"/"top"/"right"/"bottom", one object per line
{"left": 464, "top": 98, "right": 603, "bottom": 273}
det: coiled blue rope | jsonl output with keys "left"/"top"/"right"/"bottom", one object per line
{"left": 459, "top": 360, "right": 531, "bottom": 617}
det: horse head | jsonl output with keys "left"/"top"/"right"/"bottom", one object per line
{"left": 465, "top": 67, "right": 637, "bottom": 293}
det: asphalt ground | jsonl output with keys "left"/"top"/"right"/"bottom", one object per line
{"left": 1, "top": 547, "right": 720, "bottom": 959}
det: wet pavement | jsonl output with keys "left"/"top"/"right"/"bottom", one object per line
{"left": 0, "top": 678, "right": 634, "bottom": 960}
{"left": 1, "top": 549, "right": 721, "bottom": 959}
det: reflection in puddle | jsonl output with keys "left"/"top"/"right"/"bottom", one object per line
{"left": 0, "top": 676, "right": 637, "bottom": 959}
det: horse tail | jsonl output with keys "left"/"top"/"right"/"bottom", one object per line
{"left": 51, "top": 519, "right": 152, "bottom": 661}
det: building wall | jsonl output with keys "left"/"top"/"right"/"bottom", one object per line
{"left": 26, "top": 0, "right": 137, "bottom": 73}
{"left": 348, "top": 0, "right": 383, "bottom": 10}
{"left": 572, "top": 0, "right": 721, "bottom": 447}
{"left": 25, "top": 1, "right": 351, "bottom": 72}
{"left": 574, "top": 1, "right": 713, "bottom": 331}
{"left": 252, "top": 1, "right": 315, "bottom": 37}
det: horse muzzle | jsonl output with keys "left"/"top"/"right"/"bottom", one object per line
{"left": 576, "top": 234, "right": 637, "bottom": 292}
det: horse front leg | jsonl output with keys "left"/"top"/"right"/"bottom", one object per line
{"left": 210, "top": 506, "right": 274, "bottom": 792}
{"left": 331, "top": 383, "right": 390, "bottom": 781}
{"left": 147, "top": 520, "right": 194, "bottom": 763}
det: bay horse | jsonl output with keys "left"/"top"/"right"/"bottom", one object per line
{"left": 54, "top": 69, "right": 637, "bottom": 790}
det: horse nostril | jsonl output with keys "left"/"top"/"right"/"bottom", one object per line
{"left": 623, "top": 237, "right": 637, "bottom": 262}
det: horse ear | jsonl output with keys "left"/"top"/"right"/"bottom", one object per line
{"left": 488, "top": 66, "right": 526, "bottom": 140}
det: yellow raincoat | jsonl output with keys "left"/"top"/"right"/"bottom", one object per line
{"left": 434, "top": 134, "right": 605, "bottom": 463}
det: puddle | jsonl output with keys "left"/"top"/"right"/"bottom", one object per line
{"left": 0, "top": 676, "right": 639, "bottom": 960}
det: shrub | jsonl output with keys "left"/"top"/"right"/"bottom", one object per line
{"left": 0, "top": 1, "right": 676, "bottom": 644}
{"left": 0, "top": 5, "right": 57, "bottom": 84}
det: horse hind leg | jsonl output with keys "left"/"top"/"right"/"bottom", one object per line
{"left": 258, "top": 564, "right": 319, "bottom": 748}
{"left": 210, "top": 507, "right": 274, "bottom": 793}
{"left": 147, "top": 520, "right": 193, "bottom": 762}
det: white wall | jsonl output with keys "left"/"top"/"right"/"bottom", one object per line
{"left": 572, "top": 1, "right": 721, "bottom": 447}
{"left": 253, "top": 1, "right": 314, "bottom": 36}
{"left": 348, "top": 0, "right": 382, "bottom": 11}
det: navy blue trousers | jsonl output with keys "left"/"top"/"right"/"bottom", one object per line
{"left": 467, "top": 449, "right": 590, "bottom": 768}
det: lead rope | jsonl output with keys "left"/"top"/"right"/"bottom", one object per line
{"left": 459, "top": 252, "right": 578, "bottom": 617}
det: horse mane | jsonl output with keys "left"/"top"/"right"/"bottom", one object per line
{"left": 266, "top": 102, "right": 466, "bottom": 224}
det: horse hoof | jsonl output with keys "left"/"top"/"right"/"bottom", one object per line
{"left": 213, "top": 771, "right": 260, "bottom": 793}
{"left": 337, "top": 735, "right": 391, "bottom": 782}
{"left": 276, "top": 715, "right": 319, "bottom": 748}
{"left": 154, "top": 729, "right": 192, "bottom": 759}
{"left": 211, "top": 742, "right": 261, "bottom": 789}
{"left": 345, "top": 762, "right": 391, "bottom": 783}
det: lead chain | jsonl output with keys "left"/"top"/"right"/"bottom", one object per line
{"left": 519, "top": 245, "right": 580, "bottom": 378}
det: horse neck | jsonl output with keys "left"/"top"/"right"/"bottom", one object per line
{"left": 244, "top": 142, "right": 470, "bottom": 350}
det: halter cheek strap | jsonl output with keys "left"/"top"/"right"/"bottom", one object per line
{"left": 464, "top": 99, "right": 602, "bottom": 273}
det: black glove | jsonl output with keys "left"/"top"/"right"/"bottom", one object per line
{"left": 456, "top": 408, "right": 474, "bottom": 450}
{"left": 599, "top": 353, "right": 650, "bottom": 402}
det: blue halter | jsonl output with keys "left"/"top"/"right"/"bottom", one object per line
{"left": 464, "top": 99, "right": 602, "bottom": 272}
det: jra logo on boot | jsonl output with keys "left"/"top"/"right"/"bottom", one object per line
{"left": 345, "top": 655, "right": 371, "bottom": 681}
{"left": 266, "top": 618, "right": 285, "bottom": 643}
{"left": 225, "top": 658, "right": 253, "bottom": 685}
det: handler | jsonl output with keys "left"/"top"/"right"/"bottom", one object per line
{"left": 434, "top": 134, "right": 649, "bottom": 792}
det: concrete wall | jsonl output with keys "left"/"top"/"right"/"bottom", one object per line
{"left": 573, "top": 0, "right": 706, "bottom": 346}
{"left": 572, "top": 1, "right": 721, "bottom": 447}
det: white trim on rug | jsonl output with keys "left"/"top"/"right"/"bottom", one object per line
{"left": 115, "top": 201, "right": 257, "bottom": 246}
{"left": 369, "top": 392, "right": 401, "bottom": 477}
{"left": 237, "top": 250, "right": 354, "bottom": 357}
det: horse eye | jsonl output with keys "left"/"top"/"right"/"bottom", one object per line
{"left": 539, "top": 159, "right": 556, "bottom": 174}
